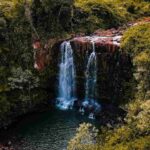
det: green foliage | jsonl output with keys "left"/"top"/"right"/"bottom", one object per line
{"left": 8, "top": 67, "right": 39, "bottom": 90}
{"left": 126, "top": 99, "right": 150, "bottom": 133}
{"left": 120, "top": 0, "right": 150, "bottom": 16}
{"left": 134, "top": 50, "right": 150, "bottom": 65}
{"left": 74, "top": 0, "right": 150, "bottom": 32}
{"left": 74, "top": 0, "right": 130, "bottom": 31}
{"left": 67, "top": 123, "right": 98, "bottom": 150}
{"left": 98, "top": 99, "right": 150, "bottom": 150}
{"left": 31, "top": 0, "right": 74, "bottom": 38}
{"left": 68, "top": 99, "right": 150, "bottom": 150}
{"left": 121, "top": 23, "right": 150, "bottom": 100}
{"left": 0, "top": 0, "right": 50, "bottom": 126}
{"left": 0, "top": 0, "right": 25, "bottom": 19}
{"left": 0, "top": 0, "right": 149, "bottom": 130}
{"left": 121, "top": 23, "right": 150, "bottom": 57}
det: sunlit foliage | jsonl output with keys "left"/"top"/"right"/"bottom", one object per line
{"left": 121, "top": 23, "right": 150, "bottom": 100}
{"left": 68, "top": 99, "right": 150, "bottom": 150}
{"left": 67, "top": 123, "right": 99, "bottom": 150}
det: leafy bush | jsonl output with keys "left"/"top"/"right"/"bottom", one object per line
{"left": 74, "top": 0, "right": 150, "bottom": 33}
{"left": 67, "top": 123, "right": 98, "bottom": 150}
{"left": 121, "top": 23, "right": 150, "bottom": 100}
{"left": 126, "top": 99, "right": 150, "bottom": 133}
{"left": 0, "top": 0, "right": 49, "bottom": 126}
{"left": 68, "top": 99, "right": 150, "bottom": 150}
{"left": 74, "top": 0, "right": 130, "bottom": 31}
{"left": 8, "top": 67, "right": 39, "bottom": 90}
{"left": 31, "top": 0, "right": 74, "bottom": 37}
{"left": 121, "top": 23, "right": 150, "bottom": 57}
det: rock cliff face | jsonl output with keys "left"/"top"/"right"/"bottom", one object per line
{"left": 33, "top": 27, "right": 134, "bottom": 104}
{"left": 33, "top": 18, "right": 150, "bottom": 104}
{"left": 69, "top": 30, "right": 132, "bottom": 104}
{"left": 121, "top": 21, "right": 150, "bottom": 101}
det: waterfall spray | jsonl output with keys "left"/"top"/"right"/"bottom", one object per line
{"left": 57, "top": 41, "right": 76, "bottom": 110}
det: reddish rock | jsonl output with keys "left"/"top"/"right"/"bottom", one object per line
{"left": 33, "top": 42, "right": 50, "bottom": 72}
{"left": 32, "top": 40, "right": 41, "bottom": 49}
{"left": 72, "top": 35, "right": 121, "bottom": 53}
{"left": 128, "top": 17, "right": 150, "bottom": 27}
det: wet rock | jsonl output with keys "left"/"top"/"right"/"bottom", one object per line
{"left": 72, "top": 35, "right": 121, "bottom": 52}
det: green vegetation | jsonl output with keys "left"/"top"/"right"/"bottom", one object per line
{"left": 74, "top": 0, "right": 129, "bottom": 31}
{"left": 73, "top": 0, "right": 150, "bottom": 32}
{"left": 0, "top": 0, "right": 50, "bottom": 127}
{"left": 68, "top": 123, "right": 98, "bottom": 150}
{"left": 68, "top": 99, "right": 150, "bottom": 150}
{"left": 121, "top": 23, "right": 150, "bottom": 100}
{"left": 0, "top": 1, "right": 150, "bottom": 149}
{"left": 68, "top": 20, "right": 150, "bottom": 150}
{"left": 121, "top": 23, "right": 150, "bottom": 57}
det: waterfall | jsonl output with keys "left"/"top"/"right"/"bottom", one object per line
{"left": 82, "top": 41, "right": 101, "bottom": 118}
{"left": 57, "top": 41, "right": 76, "bottom": 110}
{"left": 85, "top": 41, "right": 97, "bottom": 100}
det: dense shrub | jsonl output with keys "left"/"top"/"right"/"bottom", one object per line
{"left": 0, "top": 0, "right": 150, "bottom": 128}
{"left": 74, "top": 0, "right": 130, "bottom": 32}
{"left": 68, "top": 99, "right": 150, "bottom": 150}
{"left": 74, "top": 0, "right": 150, "bottom": 33}
{"left": 0, "top": 0, "right": 50, "bottom": 127}
{"left": 121, "top": 23, "right": 150, "bottom": 100}
{"left": 68, "top": 18, "right": 150, "bottom": 150}
{"left": 67, "top": 123, "right": 99, "bottom": 150}
{"left": 126, "top": 100, "right": 150, "bottom": 133}
{"left": 31, "top": 0, "right": 74, "bottom": 37}
{"left": 121, "top": 23, "right": 150, "bottom": 57}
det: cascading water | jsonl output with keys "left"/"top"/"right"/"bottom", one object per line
{"left": 85, "top": 41, "right": 97, "bottom": 100}
{"left": 82, "top": 41, "right": 101, "bottom": 119}
{"left": 57, "top": 41, "right": 76, "bottom": 110}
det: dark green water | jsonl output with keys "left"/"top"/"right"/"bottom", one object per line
{"left": 3, "top": 109, "right": 98, "bottom": 150}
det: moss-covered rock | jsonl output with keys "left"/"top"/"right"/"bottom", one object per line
{"left": 121, "top": 23, "right": 150, "bottom": 57}
{"left": 121, "top": 23, "right": 150, "bottom": 100}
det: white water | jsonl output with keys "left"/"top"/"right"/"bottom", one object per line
{"left": 82, "top": 41, "right": 101, "bottom": 117}
{"left": 85, "top": 41, "right": 97, "bottom": 100}
{"left": 57, "top": 41, "right": 76, "bottom": 110}
{"left": 73, "top": 35, "right": 121, "bottom": 46}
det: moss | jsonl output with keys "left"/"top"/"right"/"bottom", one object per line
{"left": 0, "top": 0, "right": 150, "bottom": 129}
{"left": 31, "top": 0, "right": 74, "bottom": 38}
{"left": 125, "top": 99, "right": 150, "bottom": 133}
{"left": 121, "top": 23, "right": 150, "bottom": 57}
{"left": 74, "top": 0, "right": 130, "bottom": 30}
{"left": 134, "top": 50, "right": 150, "bottom": 65}
{"left": 74, "top": 0, "right": 150, "bottom": 32}
{"left": 121, "top": 23, "right": 150, "bottom": 100}
{"left": 122, "top": 0, "right": 150, "bottom": 16}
